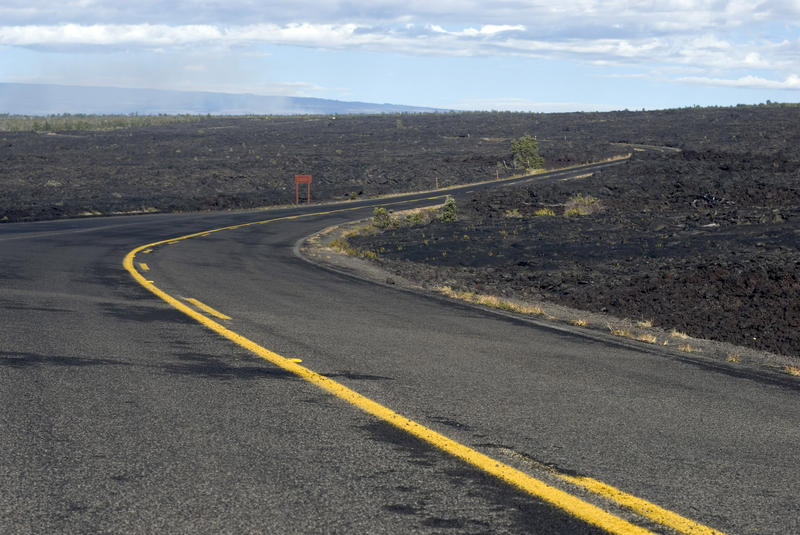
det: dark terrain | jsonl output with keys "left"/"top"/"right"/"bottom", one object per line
{"left": 0, "top": 112, "right": 629, "bottom": 222}
{"left": 3, "top": 107, "right": 799, "bottom": 358}
{"left": 344, "top": 107, "right": 800, "bottom": 358}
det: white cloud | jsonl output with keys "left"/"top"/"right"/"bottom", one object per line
{"left": 678, "top": 74, "right": 800, "bottom": 89}
{"left": 0, "top": 17, "right": 791, "bottom": 63}
{"left": 0, "top": 24, "right": 223, "bottom": 46}
{"left": 2, "top": 1, "right": 797, "bottom": 35}
{"left": 1, "top": 2, "right": 798, "bottom": 92}
{"left": 427, "top": 24, "right": 526, "bottom": 37}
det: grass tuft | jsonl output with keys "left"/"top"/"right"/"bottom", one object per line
{"left": 534, "top": 207, "right": 556, "bottom": 216}
{"left": 329, "top": 238, "right": 378, "bottom": 259}
{"left": 726, "top": 354, "right": 740, "bottom": 363}
{"left": 678, "top": 344, "right": 701, "bottom": 353}
{"left": 608, "top": 325, "right": 633, "bottom": 338}
{"left": 670, "top": 329, "right": 689, "bottom": 339}
{"left": 785, "top": 365, "right": 800, "bottom": 376}
{"left": 436, "top": 286, "right": 544, "bottom": 315}
{"left": 572, "top": 319, "right": 588, "bottom": 327}
{"left": 637, "top": 333, "right": 658, "bottom": 344}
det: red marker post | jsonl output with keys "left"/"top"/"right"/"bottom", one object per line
{"left": 295, "top": 174, "right": 312, "bottom": 204}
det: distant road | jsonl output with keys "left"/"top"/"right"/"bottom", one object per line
{"left": 2, "top": 161, "right": 798, "bottom": 534}
{"left": 611, "top": 142, "right": 683, "bottom": 153}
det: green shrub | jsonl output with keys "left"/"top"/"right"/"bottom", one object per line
{"left": 373, "top": 207, "right": 392, "bottom": 228}
{"left": 405, "top": 212, "right": 425, "bottom": 225}
{"left": 511, "top": 135, "right": 544, "bottom": 170}
{"left": 440, "top": 196, "right": 457, "bottom": 222}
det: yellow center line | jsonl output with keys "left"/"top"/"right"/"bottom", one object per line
{"left": 560, "top": 476, "right": 725, "bottom": 535}
{"left": 182, "top": 297, "right": 232, "bottom": 320}
{"left": 122, "top": 199, "right": 725, "bottom": 535}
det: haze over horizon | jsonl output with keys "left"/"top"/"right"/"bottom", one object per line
{"left": 1, "top": 1, "right": 799, "bottom": 113}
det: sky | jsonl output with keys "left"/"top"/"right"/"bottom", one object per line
{"left": 1, "top": 1, "right": 799, "bottom": 112}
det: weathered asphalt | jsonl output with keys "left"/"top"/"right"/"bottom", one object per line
{"left": 2, "top": 166, "right": 798, "bottom": 534}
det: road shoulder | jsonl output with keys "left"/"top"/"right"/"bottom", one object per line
{"left": 297, "top": 218, "right": 800, "bottom": 389}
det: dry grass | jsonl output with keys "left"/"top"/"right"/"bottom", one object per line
{"left": 726, "top": 354, "right": 740, "bottom": 363}
{"left": 572, "top": 319, "right": 588, "bottom": 327}
{"left": 391, "top": 204, "right": 443, "bottom": 220}
{"left": 373, "top": 204, "right": 443, "bottom": 229}
{"left": 343, "top": 224, "right": 377, "bottom": 239}
{"left": 785, "top": 365, "right": 800, "bottom": 377}
{"left": 329, "top": 238, "right": 378, "bottom": 259}
{"left": 678, "top": 344, "right": 701, "bottom": 353}
{"left": 534, "top": 207, "right": 556, "bottom": 217}
{"left": 670, "top": 329, "right": 690, "bottom": 339}
{"left": 636, "top": 319, "right": 653, "bottom": 328}
{"left": 608, "top": 325, "right": 633, "bottom": 338}
{"left": 436, "top": 286, "right": 544, "bottom": 315}
{"left": 637, "top": 333, "right": 658, "bottom": 344}
{"left": 564, "top": 194, "right": 602, "bottom": 217}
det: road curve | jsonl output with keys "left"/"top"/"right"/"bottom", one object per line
{"left": 2, "top": 163, "right": 798, "bottom": 534}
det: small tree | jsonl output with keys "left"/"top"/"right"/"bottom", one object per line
{"left": 440, "top": 196, "right": 457, "bottom": 222}
{"left": 511, "top": 135, "right": 544, "bottom": 170}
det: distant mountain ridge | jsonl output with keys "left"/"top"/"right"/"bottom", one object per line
{"left": 0, "top": 83, "right": 444, "bottom": 115}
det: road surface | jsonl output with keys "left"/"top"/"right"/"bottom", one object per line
{"left": 2, "top": 163, "right": 798, "bottom": 534}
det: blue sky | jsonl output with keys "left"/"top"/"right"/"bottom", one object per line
{"left": 1, "top": 1, "right": 799, "bottom": 111}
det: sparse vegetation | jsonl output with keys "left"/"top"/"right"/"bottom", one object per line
{"left": 608, "top": 325, "right": 633, "bottom": 338}
{"left": 0, "top": 113, "right": 214, "bottom": 132}
{"left": 329, "top": 238, "right": 378, "bottom": 259}
{"left": 679, "top": 344, "right": 701, "bottom": 353}
{"left": 785, "top": 365, "right": 800, "bottom": 376}
{"left": 534, "top": 207, "right": 556, "bottom": 216}
{"left": 436, "top": 286, "right": 544, "bottom": 315}
{"left": 564, "top": 194, "right": 601, "bottom": 216}
{"left": 372, "top": 205, "right": 440, "bottom": 231}
{"left": 405, "top": 211, "right": 425, "bottom": 225}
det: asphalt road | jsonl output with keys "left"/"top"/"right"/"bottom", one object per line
{"left": 2, "top": 164, "right": 799, "bottom": 534}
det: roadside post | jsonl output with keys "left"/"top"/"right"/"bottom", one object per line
{"left": 295, "top": 174, "right": 312, "bottom": 204}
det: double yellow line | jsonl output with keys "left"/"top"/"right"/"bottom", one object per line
{"left": 123, "top": 203, "right": 725, "bottom": 535}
